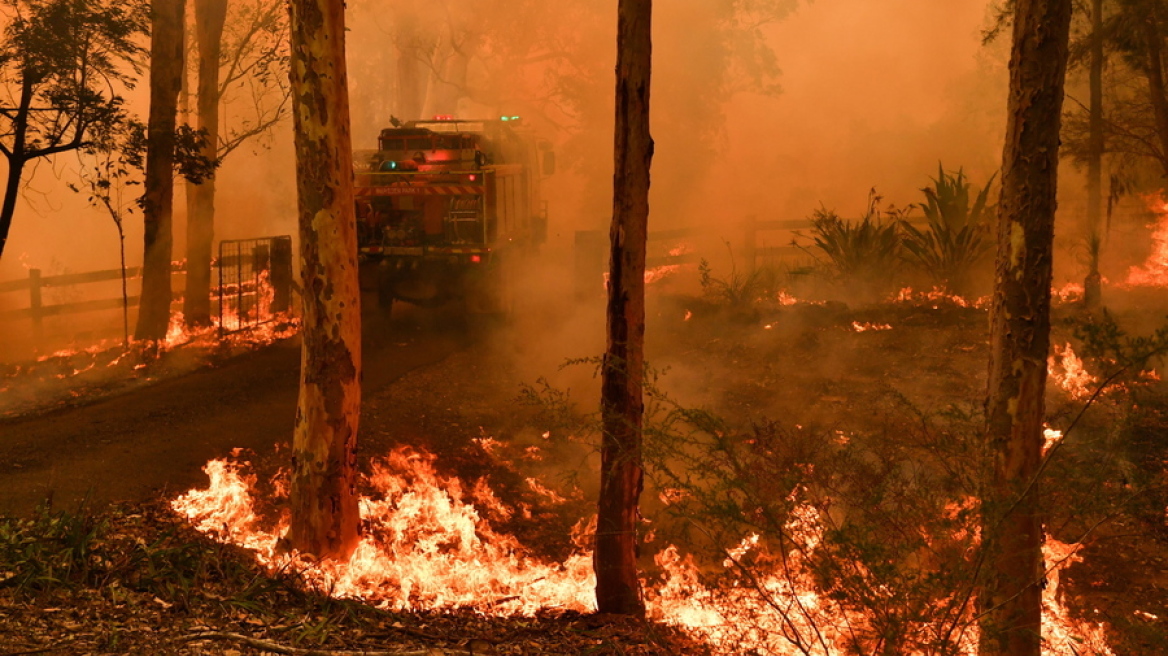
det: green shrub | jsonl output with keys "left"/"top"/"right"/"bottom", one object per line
{"left": 806, "top": 198, "right": 902, "bottom": 297}
{"left": 900, "top": 164, "right": 996, "bottom": 294}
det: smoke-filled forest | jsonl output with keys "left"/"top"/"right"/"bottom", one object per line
{"left": 1, "top": 0, "right": 1168, "bottom": 654}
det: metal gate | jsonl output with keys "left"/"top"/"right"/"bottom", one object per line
{"left": 217, "top": 236, "right": 293, "bottom": 335}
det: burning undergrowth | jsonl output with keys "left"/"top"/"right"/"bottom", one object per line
{"left": 0, "top": 500, "right": 685, "bottom": 655}
{"left": 172, "top": 447, "right": 597, "bottom": 616}
{"left": 0, "top": 311, "right": 298, "bottom": 418}
{"left": 168, "top": 373, "right": 1150, "bottom": 656}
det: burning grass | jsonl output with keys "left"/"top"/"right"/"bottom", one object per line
{"left": 0, "top": 311, "right": 299, "bottom": 419}
{"left": 0, "top": 501, "right": 688, "bottom": 655}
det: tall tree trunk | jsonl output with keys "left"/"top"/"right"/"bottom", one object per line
{"left": 1084, "top": 0, "right": 1105, "bottom": 309}
{"left": 595, "top": 0, "right": 652, "bottom": 617}
{"left": 184, "top": 0, "right": 228, "bottom": 328}
{"left": 981, "top": 0, "right": 1072, "bottom": 654}
{"left": 0, "top": 157, "right": 25, "bottom": 261}
{"left": 1144, "top": 9, "right": 1168, "bottom": 179}
{"left": 136, "top": 0, "right": 186, "bottom": 342}
{"left": 285, "top": 0, "right": 361, "bottom": 560}
{"left": 395, "top": 15, "right": 423, "bottom": 120}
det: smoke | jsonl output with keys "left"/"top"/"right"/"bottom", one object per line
{"left": 0, "top": 0, "right": 1121, "bottom": 367}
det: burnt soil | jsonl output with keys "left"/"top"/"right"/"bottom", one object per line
{"left": 0, "top": 286, "right": 1167, "bottom": 654}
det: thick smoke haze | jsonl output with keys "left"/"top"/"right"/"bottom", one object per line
{"left": 0, "top": 0, "right": 1072, "bottom": 359}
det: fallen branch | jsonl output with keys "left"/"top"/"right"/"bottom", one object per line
{"left": 182, "top": 632, "right": 475, "bottom": 656}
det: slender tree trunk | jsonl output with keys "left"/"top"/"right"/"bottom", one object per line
{"left": 595, "top": 0, "right": 652, "bottom": 617}
{"left": 285, "top": 0, "right": 361, "bottom": 560}
{"left": 118, "top": 225, "right": 129, "bottom": 347}
{"left": 184, "top": 0, "right": 228, "bottom": 328}
{"left": 0, "top": 77, "right": 34, "bottom": 261}
{"left": 1084, "top": 0, "right": 1105, "bottom": 309}
{"left": 981, "top": 0, "right": 1072, "bottom": 654}
{"left": 136, "top": 0, "right": 186, "bottom": 342}
{"left": 1144, "top": 10, "right": 1168, "bottom": 179}
{"left": 395, "top": 16, "right": 423, "bottom": 120}
{"left": 0, "top": 157, "right": 25, "bottom": 261}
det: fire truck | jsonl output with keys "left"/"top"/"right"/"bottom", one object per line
{"left": 353, "top": 116, "right": 551, "bottom": 314}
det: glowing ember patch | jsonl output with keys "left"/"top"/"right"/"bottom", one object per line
{"left": 1048, "top": 343, "right": 1097, "bottom": 400}
{"left": 852, "top": 321, "right": 892, "bottom": 332}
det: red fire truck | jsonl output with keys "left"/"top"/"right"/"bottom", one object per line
{"left": 353, "top": 116, "right": 551, "bottom": 314}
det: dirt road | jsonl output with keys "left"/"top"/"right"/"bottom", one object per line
{"left": 0, "top": 303, "right": 472, "bottom": 516}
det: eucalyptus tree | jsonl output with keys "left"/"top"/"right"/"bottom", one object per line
{"left": 982, "top": 0, "right": 1073, "bottom": 653}
{"left": 597, "top": 0, "right": 652, "bottom": 617}
{"left": 135, "top": 0, "right": 186, "bottom": 342}
{"left": 285, "top": 0, "right": 362, "bottom": 560}
{"left": 184, "top": 0, "right": 290, "bottom": 327}
{"left": 0, "top": 0, "right": 148, "bottom": 261}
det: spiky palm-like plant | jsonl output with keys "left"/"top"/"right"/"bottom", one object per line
{"left": 900, "top": 164, "right": 996, "bottom": 294}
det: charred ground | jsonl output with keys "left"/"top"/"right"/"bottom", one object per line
{"left": 1, "top": 283, "right": 1167, "bottom": 653}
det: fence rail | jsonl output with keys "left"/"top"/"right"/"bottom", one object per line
{"left": 0, "top": 236, "right": 294, "bottom": 341}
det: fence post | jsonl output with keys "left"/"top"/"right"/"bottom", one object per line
{"left": 271, "top": 236, "right": 294, "bottom": 314}
{"left": 742, "top": 215, "right": 757, "bottom": 272}
{"left": 28, "top": 268, "right": 43, "bottom": 340}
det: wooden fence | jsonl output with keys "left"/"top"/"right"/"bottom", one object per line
{"left": 0, "top": 262, "right": 188, "bottom": 334}
{"left": 0, "top": 238, "right": 294, "bottom": 343}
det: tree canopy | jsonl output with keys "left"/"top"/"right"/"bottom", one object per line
{"left": 0, "top": 0, "right": 149, "bottom": 260}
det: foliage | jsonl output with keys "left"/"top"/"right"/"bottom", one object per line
{"left": 697, "top": 244, "right": 773, "bottom": 317}
{"left": 899, "top": 165, "right": 996, "bottom": 293}
{"left": 0, "top": 0, "right": 148, "bottom": 152}
{"left": 209, "top": 0, "right": 291, "bottom": 159}
{"left": 1073, "top": 309, "right": 1168, "bottom": 388}
{"left": 640, "top": 390, "right": 986, "bottom": 656}
{"left": 801, "top": 190, "right": 903, "bottom": 292}
{"left": 0, "top": 0, "right": 149, "bottom": 258}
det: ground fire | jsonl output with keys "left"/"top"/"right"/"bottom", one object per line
{"left": 3, "top": 1, "right": 1168, "bottom": 654}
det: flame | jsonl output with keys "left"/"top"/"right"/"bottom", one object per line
{"left": 852, "top": 321, "right": 892, "bottom": 332}
{"left": 174, "top": 450, "right": 1116, "bottom": 655}
{"left": 894, "top": 286, "right": 989, "bottom": 309}
{"left": 1124, "top": 193, "right": 1168, "bottom": 287}
{"left": 1043, "top": 426, "right": 1063, "bottom": 456}
{"left": 1042, "top": 538, "right": 1115, "bottom": 656}
{"left": 1052, "top": 282, "right": 1084, "bottom": 304}
{"left": 172, "top": 448, "right": 595, "bottom": 615}
{"left": 644, "top": 264, "right": 682, "bottom": 284}
{"left": 1048, "top": 343, "right": 1097, "bottom": 400}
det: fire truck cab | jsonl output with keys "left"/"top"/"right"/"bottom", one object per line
{"left": 354, "top": 117, "right": 550, "bottom": 314}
